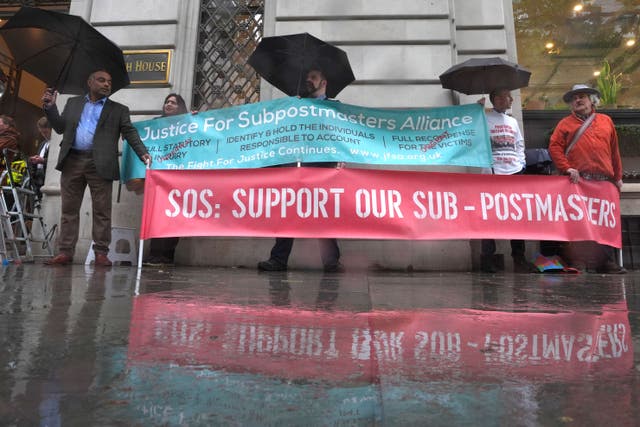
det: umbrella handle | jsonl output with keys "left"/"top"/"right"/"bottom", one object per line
{"left": 42, "top": 87, "right": 57, "bottom": 109}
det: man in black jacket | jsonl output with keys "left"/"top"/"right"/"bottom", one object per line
{"left": 257, "top": 67, "right": 343, "bottom": 273}
{"left": 42, "top": 69, "right": 151, "bottom": 266}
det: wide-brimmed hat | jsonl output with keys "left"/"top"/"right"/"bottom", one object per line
{"left": 562, "top": 84, "right": 601, "bottom": 103}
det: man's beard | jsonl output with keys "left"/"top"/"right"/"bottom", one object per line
{"left": 306, "top": 81, "right": 319, "bottom": 95}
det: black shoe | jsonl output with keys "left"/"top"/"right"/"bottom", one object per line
{"left": 158, "top": 256, "right": 175, "bottom": 266}
{"left": 142, "top": 256, "right": 157, "bottom": 266}
{"left": 142, "top": 255, "right": 164, "bottom": 267}
{"left": 142, "top": 255, "right": 172, "bottom": 266}
{"left": 323, "top": 262, "right": 345, "bottom": 273}
{"left": 513, "top": 256, "right": 538, "bottom": 273}
{"left": 598, "top": 260, "right": 627, "bottom": 274}
{"left": 258, "top": 259, "right": 287, "bottom": 271}
{"left": 480, "top": 255, "right": 497, "bottom": 273}
{"left": 481, "top": 264, "right": 497, "bottom": 273}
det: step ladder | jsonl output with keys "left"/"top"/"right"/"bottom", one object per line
{"left": 0, "top": 149, "right": 55, "bottom": 263}
{"left": 0, "top": 190, "right": 20, "bottom": 264}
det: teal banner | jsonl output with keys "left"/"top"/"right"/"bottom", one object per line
{"left": 122, "top": 97, "right": 492, "bottom": 181}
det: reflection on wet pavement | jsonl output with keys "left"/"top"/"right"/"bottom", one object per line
{"left": 1, "top": 265, "right": 638, "bottom": 426}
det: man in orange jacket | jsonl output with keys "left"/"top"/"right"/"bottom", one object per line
{"left": 548, "top": 84, "right": 625, "bottom": 274}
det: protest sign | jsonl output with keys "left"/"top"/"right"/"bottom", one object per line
{"left": 140, "top": 168, "right": 621, "bottom": 248}
{"left": 122, "top": 98, "right": 492, "bottom": 181}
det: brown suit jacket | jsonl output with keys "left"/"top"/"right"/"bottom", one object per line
{"left": 45, "top": 96, "right": 148, "bottom": 181}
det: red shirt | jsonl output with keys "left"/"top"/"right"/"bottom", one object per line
{"left": 548, "top": 112, "right": 622, "bottom": 182}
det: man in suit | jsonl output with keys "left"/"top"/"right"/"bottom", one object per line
{"left": 257, "top": 67, "right": 343, "bottom": 273}
{"left": 42, "top": 69, "right": 151, "bottom": 266}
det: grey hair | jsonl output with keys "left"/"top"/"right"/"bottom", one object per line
{"left": 589, "top": 93, "right": 600, "bottom": 106}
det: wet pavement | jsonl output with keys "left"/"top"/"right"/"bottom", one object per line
{"left": 1, "top": 264, "right": 638, "bottom": 426}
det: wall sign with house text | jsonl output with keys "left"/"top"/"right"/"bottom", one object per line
{"left": 123, "top": 49, "right": 172, "bottom": 84}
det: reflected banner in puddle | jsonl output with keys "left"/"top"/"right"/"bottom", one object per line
{"left": 128, "top": 296, "right": 632, "bottom": 381}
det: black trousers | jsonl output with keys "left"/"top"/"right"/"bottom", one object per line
{"left": 267, "top": 162, "right": 341, "bottom": 266}
{"left": 269, "top": 237, "right": 340, "bottom": 267}
{"left": 481, "top": 239, "right": 525, "bottom": 257}
{"left": 149, "top": 237, "right": 180, "bottom": 260}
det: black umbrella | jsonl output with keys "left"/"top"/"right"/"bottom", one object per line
{"left": 248, "top": 32, "right": 355, "bottom": 98}
{"left": 438, "top": 57, "right": 531, "bottom": 95}
{"left": 0, "top": 6, "right": 129, "bottom": 94}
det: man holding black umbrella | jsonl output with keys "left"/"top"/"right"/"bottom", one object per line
{"left": 257, "top": 66, "right": 343, "bottom": 273}
{"left": 42, "top": 69, "right": 151, "bottom": 266}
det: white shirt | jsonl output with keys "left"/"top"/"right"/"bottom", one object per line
{"left": 485, "top": 109, "right": 526, "bottom": 175}
{"left": 37, "top": 140, "right": 50, "bottom": 170}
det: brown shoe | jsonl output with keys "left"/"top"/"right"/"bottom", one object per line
{"left": 44, "top": 253, "right": 73, "bottom": 266}
{"left": 94, "top": 253, "right": 113, "bottom": 267}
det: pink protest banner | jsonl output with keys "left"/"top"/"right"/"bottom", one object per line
{"left": 140, "top": 168, "right": 621, "bottom": 247}
{"left": 128, "top": 295, "right": 632, "bottom": 381}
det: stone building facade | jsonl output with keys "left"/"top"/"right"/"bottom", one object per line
{"left": 41, "top": 0, "right": 522, "bottom": 269}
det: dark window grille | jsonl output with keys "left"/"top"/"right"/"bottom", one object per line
{"left": 193, "top": 0, "right": 264, "bottom": 111}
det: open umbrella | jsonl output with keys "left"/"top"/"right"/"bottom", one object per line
{"left": 248, "top": 32, "right": 355, "bottom": 98}
{"left": 438, "top": 57, "right": 531, "bottom": 95}
{"left": 0, "top": 6, "right": 129, "bottom": 94}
